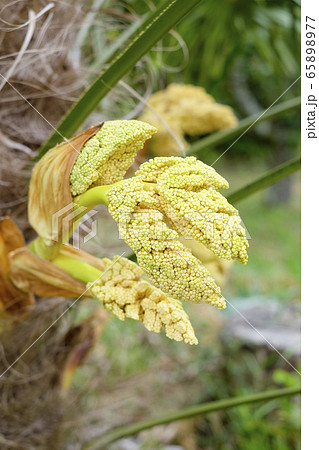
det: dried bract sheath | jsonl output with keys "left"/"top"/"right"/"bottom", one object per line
{"left": 28, "top": 120, "right": 156, "bottom": 248}
{"left": 0, "top": 216, "right": 34, "bottom": 317}
{"left": 28, "top": 124, "right": 102, "bottom": 247}
{"left": 9, "top": 247, "right": 89, "bottom": 299}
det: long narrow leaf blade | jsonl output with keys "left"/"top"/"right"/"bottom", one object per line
{"left": 227, "top": 156, "right": 301, "bottom": 204}
{"left": 83, "top": 386, "right": 300, "bottom": 449}
{"left": 37, "top": 0, "right": 202, "bottom": 159}
{"left": 187, "top": 96, "right": 301, "bottom": 155}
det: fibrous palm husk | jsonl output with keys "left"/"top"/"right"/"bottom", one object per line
{"left": 0, "top": 2, "right": 102, "bottom": 448}
{"left": 0, "top": 0, "right": 86, "bottom": 236}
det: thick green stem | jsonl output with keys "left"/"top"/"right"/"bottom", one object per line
{"left": 227, "top": 156, "right": 301, "bottom": 204}
{"left": 84, "top": 386, "right": 300, "bottom": 449}
{"left": 73, "top": 181, "right": 157, "bottom": 215}
{"left": 74, "top": 185, "right": 110, "bottom": 210}
{"left": 29, "top": 238, "right": 103, "bottom": 283}
{"left": 187, "top": 97, "right": 301, "bottom": 155}
{"left": 51, "top": 253, "right": 103, "bottom": 283}
{"left": 73, "top": 183, "right": 123, "bottom": 214}
{"left": 36, "top": 0, "right": 202, "bottom": 159}
{"left": 29, "top": 184, "right": 119, "bottom": 265}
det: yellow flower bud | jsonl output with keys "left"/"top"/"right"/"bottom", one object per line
{"left": 137, "top": 156, "right": 249, "bottom": 264}
{"left": 28, "top": 121, "right": 156, "bottom": 250}
{"left": 105, "top": 155, "right": 248, "bottom": 307}
{"left": 105, "top": 177, "right": 226, "bottom": 309}
{"left": 69, "top": 120, "right": 157, "bottom": 196}
{"left": 89, "top": 256, "right": 198, "bottom": 345}
{"left": 139, "top": 83, "right": 238, "bottom": 156}
{"left": 180, "top": 237, "right": 233, "bottom": 287}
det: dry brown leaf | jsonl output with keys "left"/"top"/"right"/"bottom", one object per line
{"left": 9, "top": 247, "right": 89, "bottom": 299}
{"left": 60, "top": 308, "right": 108, "bottom": 390}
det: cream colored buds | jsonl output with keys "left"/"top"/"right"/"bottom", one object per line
{"left": 69, "top": 120, "right": 157, "bottom": 195}
{"left": 117, "top": 207, "right": 225, "bottom": 309}
{"left": 89, "top": 256, "right": 198, "bottom": 345}
{"left": 26, "top": 118, "right": 248, "bottom": 342}
{"left": 105, "top": 179, "right": 226, "bottom": 309}
{"left": 179, "top": 237, "right": 233, "bottom": 287}
{"left": 139, "top": 83, "right": 238, "bottom": 156}
{"left": 106, "top": 155, "right": 249, "bottom": 308}
{"left": 137, "top": 156, "right": 249, "bottom": 265}
{"left": 28, "top": 120, "right": 156, "bottom": 249}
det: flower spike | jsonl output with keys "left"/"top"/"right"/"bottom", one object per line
{"left": 70, "top": 120, "right": 156, "bottom": 196}
{"left": 29, "top": 120, "right": 155, "bottom": 252}
{"left": 105, "top": 183, "right": 226, "bottom": 309}
{"left": 89, "top": 256, "right": 198, "bottom": 345}
{"left": 137, "top": 156, "right": 249, "bottom": 264}
{"left": 139, "top": 83, "right": 238, "bottom": 156}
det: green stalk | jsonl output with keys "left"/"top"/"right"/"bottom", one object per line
{"left": 29, "top": 234, "right": 103, "bottom": 282}
{"left": 73, "top": 184, "right": 118, "bottom": 211}
{"left": 84, "top": 386, "right": 300, "bottom": 449}
{"left": 73, "top": 181, "right": 157, "bottom": 213}
{"left": 36, "top": 0, "right": 202, "bottom": 159}
{"left": 187, "top": 96, "right": 301, "bottom": 155}
{"left": 227, "top": 156, "right": 301, "bottom": 204}
{"left": 51, "top": 253, "right": 102, "bottom": 283}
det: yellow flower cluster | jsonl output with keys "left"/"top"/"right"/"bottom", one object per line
{"left": 105, "top": 173, "right": 226, "bottom": 309}
{"left": 66, "top": 117, "right": 249, "bottom": 327}
{"left": 180, "top": 238, "right": 233, "bottom": 287}
{"left": 70, "top": 120, "right": 156, "bottom": 195}
{"left": 119, "top": 208, "right": 225, "bottom": 309}
{"left": 88, "top": 256, "right": 198, "bottom": 345}
{"left": 106, "top": 177, "right": 157, "bottom": 223}
{"left": 139, "top": 84, "right": 238, "bottom": 156}
{"left": 137, "top": 157, "right": 249, "bottom": 264}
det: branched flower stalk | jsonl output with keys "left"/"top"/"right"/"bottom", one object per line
{"left": 15, "top": 120, "right": 249, "bottom": 344}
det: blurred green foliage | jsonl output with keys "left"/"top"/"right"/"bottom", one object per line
{"left": 164, "top": 0, "right": 300, "bottom": 96}
{"left": 118, "top": 0, "right": 301, "bottom": 168}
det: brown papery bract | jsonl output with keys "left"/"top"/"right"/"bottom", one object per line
{"left": 9, "top": 246, "right": 91, "bottom": 299}
{"left": 0, "top": 216, "right": 34, "bottom": 317}
{"left": 28, "top": 124, "right": 102, "bottom": 247}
